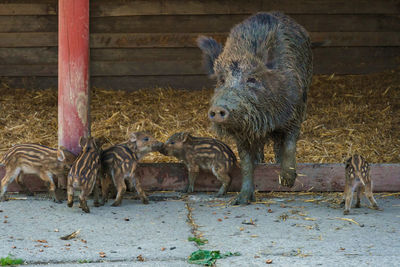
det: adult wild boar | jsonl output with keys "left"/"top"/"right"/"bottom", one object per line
{"left": 197, "top": 12, "right": 312, "bottom": 204}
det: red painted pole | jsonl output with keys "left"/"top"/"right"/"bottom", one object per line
{"left": 58, "top": 0, "right": 90, "bottom": 153}
{"left": 58, "top": 0, "right": 89, "bottom": 186}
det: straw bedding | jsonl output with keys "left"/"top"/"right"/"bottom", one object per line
{"left": 1, "top": 70, "right": 399, "bottom": 163}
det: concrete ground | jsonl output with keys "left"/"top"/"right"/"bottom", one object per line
{"left": 0, "top": 191, "right": 399, "bottom": 266}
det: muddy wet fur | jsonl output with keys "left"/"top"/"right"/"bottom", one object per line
{"left": 198, "top": 12, "right": 313, "bottom": 204}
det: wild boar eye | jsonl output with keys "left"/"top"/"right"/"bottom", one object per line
{"left": 247, "top": 77, "right": 257, "bottom": 83}
{"left": 143, "top": 137, "right": 149, "bottom": 142}
{"left": 170, "top": 141, "right": 175, "bottom": 145}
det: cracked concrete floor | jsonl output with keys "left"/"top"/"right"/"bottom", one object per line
{"left": 0, "top": 192, "right": 399, "bottom": 266}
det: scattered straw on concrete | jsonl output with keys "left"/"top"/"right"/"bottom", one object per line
{"left": 0, "top": 70, "right": 399, "bottom": 163}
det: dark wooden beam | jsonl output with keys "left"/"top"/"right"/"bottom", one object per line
{"left": 1, "top": 163, "right": 399, "bottom": 193}
{"left": 1, "top": 1, "right": 399, "bottom": 16}
{"left": 1, "top": 32, "right": 399, "bottom": 48}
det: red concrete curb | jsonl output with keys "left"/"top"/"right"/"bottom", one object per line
{"left": 1, "top": 163, "right": 399, "bottom": 193}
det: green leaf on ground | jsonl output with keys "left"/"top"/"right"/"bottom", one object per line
{"left": 188, "top": 249, "right": 240, "bottom": 266}
{"left": 188, "top": 236, "right": 208, "bottom": 245}
{"left": 0, "top": 255, "right": 24, "bottom": 266}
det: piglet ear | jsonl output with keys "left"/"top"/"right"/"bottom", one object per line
{"left": 57, "top": 147, "right": 66, "bottom": 162}
{"left": 129, "top": 133, "right": 137, "bottom": 143}
{"left": 79, "top": 136, "right": 87, "bottom": 148}
{"left": 182, "top": 132, "right": 191, "bottom": 143}
{"left": 95, "top": 137, "right": 107, "bottom": 148}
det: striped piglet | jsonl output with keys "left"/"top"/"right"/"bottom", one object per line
{"left": 67, "top": 137, "right": 105, "bottom": 213}
{"left": 101, "top": 132, "right": 163, "bottom": 206}
{"left": 342, "top": 154, "right": 381, "bottom": 215}
{"left": 0, "top": 144, "right": 76, "bottom": 202}
{"left": 160, "top": 132, "right": 236, "bottom": 195}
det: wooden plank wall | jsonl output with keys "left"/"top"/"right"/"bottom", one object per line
{"left": 0, "top": 0, "right": 399, "bottom": 90}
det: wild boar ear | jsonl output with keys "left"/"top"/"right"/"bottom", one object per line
{"left": 197, "top": 35, "right": 222, "bottom": 76}
{"left": 57, "top": 147, "right": 66, "bottom": 162}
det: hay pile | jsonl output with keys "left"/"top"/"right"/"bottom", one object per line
{"left": 1, "top": 70, "right": 399, "bottom": 163}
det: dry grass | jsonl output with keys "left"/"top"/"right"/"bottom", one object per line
{"left": 1, "top": 70, "right": 399, "bottom": 163}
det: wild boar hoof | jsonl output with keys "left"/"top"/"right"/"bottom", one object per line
{"left": 142, "top": 198, "right": 149, "bottom": 204}
{"left": 355, "top": 203, "right": 361, "bottom": 208}
{"left": 54, "top": 198, "right": 63, "bottom": 204}
{"left": 187, "top": 188, "right": 194, "bottom": 194}
{"left": 82, "top": 207, "right": 90, "bottom": 213}
{"left": 67, "top": 201, "right": 73, "bottom": 208}
{"left": 231, "top": 191, "right": 255, "bottom": 205}
{"left": 94, "top": 202, "right": 101, "bottom": 207}
{"left": 279, "top": 171, "right": 296, "bottom": 187}
{"left": 343, "top": 210, "right": 350, "bottom": 215}
{"left": 111, "top": 201, "right": 121, "bottom": 207}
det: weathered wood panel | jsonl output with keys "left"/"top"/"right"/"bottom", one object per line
{"left": 1, "top": 32, "right": 399, "bottom": 48}
{"left": 1, "top": 14, "right": 398, "bottom": 34}
{"left": 0, "top": 47, "right": 57, "bottom": 64}
{"left": 0, "top": 64, "right": 56, "bottom": 76}
{"left": 0, "top": 15, "right": 56, "bottom": 32}
{"left": 0, "top": 32, "right": 56, "bottom": 47}
{"left": 2, "top": 47, "right": 399, "bottom": 69}
{"left": 0, "top": 47, "right": 399, "bottom": 82}
{"left": 92, "top": 61, "right": 202, "bottom": 76}
{"left": 1, "top": 0, "right": 399, "bottom": 16}
{"left": 0, "top": 48, "right": 201, "bottom": 64}
{"left": 91, "top": 75, "right": 213, "bottom": 90}
{"left": 91, "top": 14, "right": 400, "bottom": 33}
{"left": 90, "top": 0, "right": 400, "bottom": 16}
{"left": 0, "top": 75, "right": 213, "bottom": 90}
{"left": 90, "top": 32, "right": 400, "bottom": 48}
{"left": 0, "top": 76, "right": 57, "bottom": 89}
{"left": 2, "top": 163, "right": 400, "bottom": 193}
{"left": 91, "top": 48, "right": 201, "bottom": 61}
{"left": 0, "top": 2, "right": 56, "bottom": 16}
{"left": 314, "top": 47, "right": 400, "bottom": 74}
{"left": 0, "top": 0, "right": 398, "bottom": 84}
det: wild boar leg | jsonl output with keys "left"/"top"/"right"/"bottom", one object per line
{"left": 40, "top": 171, "right": 61, "bottom": 203}
{"left": 186, "top": 167, "right": 199, "bottom": 193}
{"left": 271, "top": 132, "right": 284, "bottom": 164}
{"left": 79, "top": 194, "right": 90, "bottom": 213}
{"left": 0, "top": 167, "right": 21, "bottom": 201}
{"left": 15, "top": 172, "right": 34, "bottom": 196}
{"left": 279, "top": 131, "right": 299, "bottom": 188}
{"left": 67, "top": 176, "right": 74, "bottom": 207}
{"left": 93, "top": 179, "right": 101, "bottom": 207}
{"left": 216, "top": 173, "right": 231, "bottom": 196}
{"left": 364, "top": 181, "right": 380, "bottom": 210}
{"left": 100, "top": 174, "right": 112, "bottom": 205}
{"left": 344, "top": 180, "right": 355, "bottom": 215}
{"left": 111, "top": 174, "right": 126, "bottom": 207}
{"left": 254, "top": 141, "right": 265, "bottom": 164}
{"left": 126, "top": 178, "right": 135, "bottom": 192}
{"left": 131, "top": 174, "right": 149, "bottom": 204}
{"left": 355, "top": 186, "right": 364, "bottom": 208}
{"left": 232, "top": 144, "right": 256, "bottom": 205}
